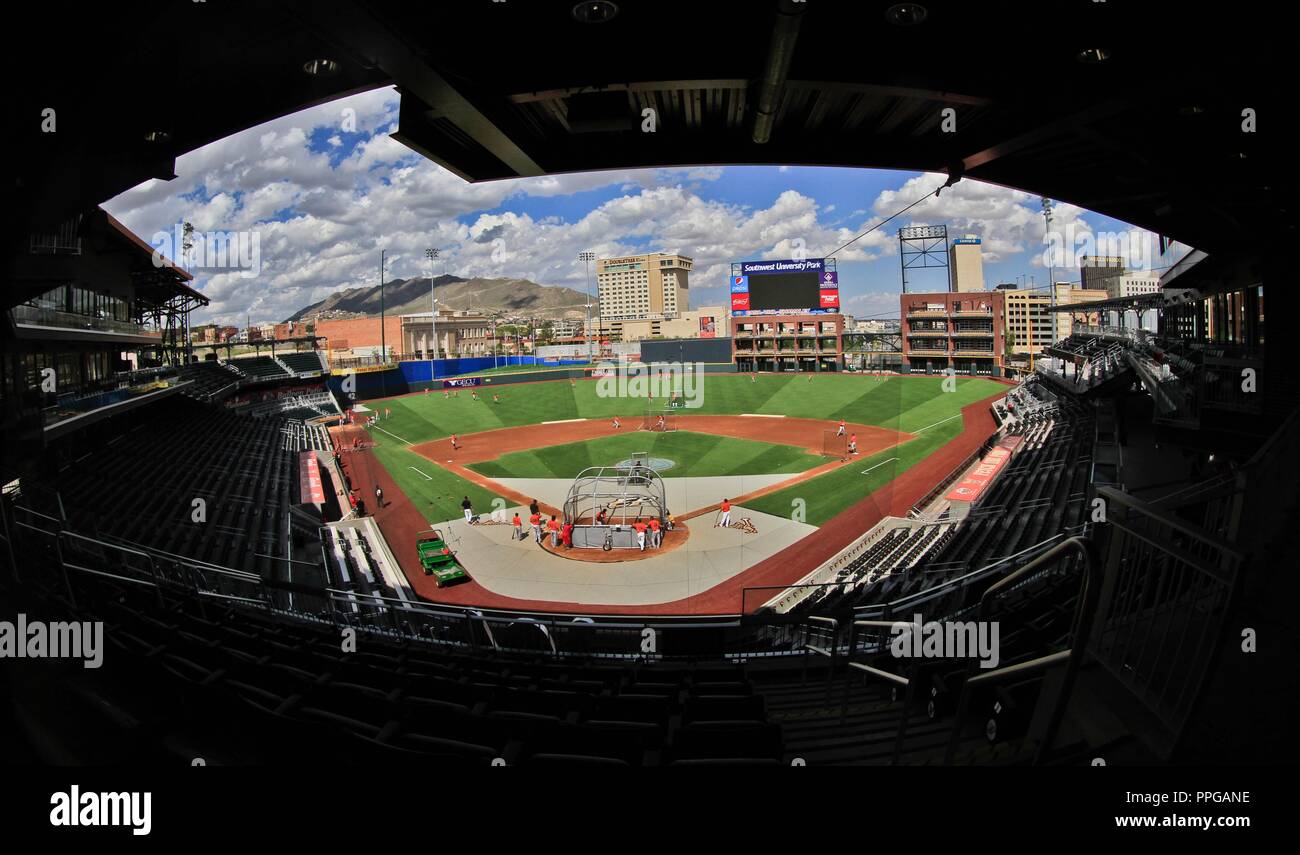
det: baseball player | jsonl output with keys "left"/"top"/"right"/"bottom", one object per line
{"left": 530, "top": 510, "right": 543, "bottom": 543}
{"left": 633, "top": 518, "right": 648, "bottom": 551}
{"left": 512, "top": 512, "right": 523, "bottom": 541}
{"left": 836, "top": 419, "right": 846, "bottom": 437}
{"left": 849, "top": 433, "right": 858, "bottom": 455}
{"left": 461, "top": 496, "right": 473, "bottom": 523}
{"left": 648, "top": 516, "right": 661, "bottom": 548}
{"left": 451, "top": 434, "right": 459, "bottom": 450}
{"left": 547, "top": 515, "right": 561, "bottom": 547}
{"left": 612, "top": 416, "right": 621, "bottom": 429}
{"left": 656, "top": 414, "right": 666, "bottom": 431}
{"left": 374, "top": 485, "right": 384, "bottom": 508}
{"left": 717, "top": 498, "right": 731, "bottom": 528}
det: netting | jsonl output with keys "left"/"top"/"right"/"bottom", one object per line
{"left": 640, "top": 401, "right": 678, "bottom": 432}
{"left": 822, "top": 428, "right": 848, "bottom": 460}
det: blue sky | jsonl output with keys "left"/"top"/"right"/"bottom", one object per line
{"left": 104, "top": 87, "right": 1181, "bottom": 326}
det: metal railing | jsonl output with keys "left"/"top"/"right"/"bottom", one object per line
{"left": 9, "top": 304, "right": 160, "bottom": 337}
{"left": 937, "top": 536, "right": 1096, "bottom": 764}
{"left": 1088, "top": 486, "right": 1242, "bottom": 758}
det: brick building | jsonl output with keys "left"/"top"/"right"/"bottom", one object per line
{"left": 900, "top": 291, "right": 1005, "bottom": 376}
{"left": 314, "top": 316, "right": 403, "bottom": 358}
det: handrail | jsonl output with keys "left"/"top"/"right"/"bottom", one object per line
{"left": 964, "top": 649, "right": 1072, "bottom": 688}
{"left": 854, "top": 532, "right": 1072, "bottom": 619}
{"left": 942, "top": 535, "right": 1096, "bottom": 765}
{"left": 1096, "top": 485, "right": 1243, "bottom": 569}
{"left": 848, "top": 661, "right": 908, "bottom": 687}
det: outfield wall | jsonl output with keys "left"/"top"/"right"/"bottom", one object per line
{"left": 401, "top": 355, "right": 588, "bottom": 382}
{"left": 640, "top": 337, "right": 735, "bottom": 365}
{"left": 330, "top": 357, "right": 596, "bottom": 401}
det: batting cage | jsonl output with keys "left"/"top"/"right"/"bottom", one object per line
{"left": 822, "top": 429, "right": 848, "bottom": 460}
{"left": 563, "top": 464, "right": 667, "bottom": 549}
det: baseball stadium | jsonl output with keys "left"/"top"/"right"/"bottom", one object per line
{"left": 333, "top": 368, "right": 1006, "bottom": 614}
{"left": 1, "top": 0, "right": 1292, "bottom": 777}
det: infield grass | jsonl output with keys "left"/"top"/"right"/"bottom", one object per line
{"left": 469, "top": 430, "right": 825, "bottom": 480}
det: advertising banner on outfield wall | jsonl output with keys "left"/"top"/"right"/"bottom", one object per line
{"left": 443, "top": 377, "right": 483, "bottom": 389}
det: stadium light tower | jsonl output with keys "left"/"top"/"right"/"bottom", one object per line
{"left": 579, "top": 251, "right": 596, "bottom": 363}
{"left": 379, "top": 249, "right": 387, "bottom": 363}
{"left": 426, "top": 248, "right": 440, "bottom": 376}
{"left": 1040, "top": 196, "right": 1050, "bottom": 306}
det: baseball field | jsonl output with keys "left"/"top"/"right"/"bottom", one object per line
{"left": 358, "top": 372, "right": 1005, "bottom": 527}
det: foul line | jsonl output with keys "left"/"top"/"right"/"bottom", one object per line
{"left": 543, "top": 418, "right": 587, "bottom": 425}
{"left": 861, "top": 457, "right": 900, "bottom": 475}
{"left": 740, "top": 413, "right": 785, "bottom": 418}
{"left": 408, "top": 467, "right": 433, "bottom": 481}
{"left": 911, "top": 413, "right": 964, "bottom": 434}
{"left": 371, "top": 424, "right": 411, "bottom": 445}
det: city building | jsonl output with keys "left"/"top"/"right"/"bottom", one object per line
{"left": 273, "top": 321, "right": 310, "bottom": 341}
{"left": 596, "top": 253, "right": 693, "bottom": 324}
{"left": 1114, "top": 272, "right": 1162, "bottom": 331}
{"left": 732, "top": 312, "right": 844, "bottom": 373}
{"left": 191, "top": 324, "right": 220, "bottom": 344}
{"left": 314, "top": 316, "right": 403, "bottom": 359}
{"left": 1053, "top": 283, "right": 1111, "bottom": 338}
{"left": 999, "top": 288, "right": 1055, "bottom": 355}
{"left": 950, "top": 235, "right": 985, "bottom": 292}
{"left": 400, "top": 309, "right": 494, "bottom": 358}
{"left": 900, "top": 291, "right": 1005, "bottom": 375}
{"left": 1080, "top": 255, "right": 1126, "bottom": 294}
{"left": 589, "top": 306, "right": 727, "bottom": 343}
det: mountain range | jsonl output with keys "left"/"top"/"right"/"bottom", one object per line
{"left": 284, "top": 275, "right": 593, "bottom": 322}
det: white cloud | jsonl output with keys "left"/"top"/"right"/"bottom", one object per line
{"left": 102, "top": 88, "right": 1147, "bottom": 326}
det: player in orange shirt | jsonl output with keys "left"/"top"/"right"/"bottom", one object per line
{"left": 632, "top": 518, "right": 648, "bottom": 551}
{"left": 717, "top": 498, "right": 732, "bottom": 528}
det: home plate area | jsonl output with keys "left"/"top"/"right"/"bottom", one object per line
{"left": 442, "top": 503, "right": 815, "bottom": 606}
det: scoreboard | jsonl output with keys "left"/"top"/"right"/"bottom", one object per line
{"left": 730, "top": 258, "right": 840, "bottom": 315}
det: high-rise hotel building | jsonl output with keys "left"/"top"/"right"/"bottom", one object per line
{"left": 596, "top": 253, "right": 693, "bottom": 321}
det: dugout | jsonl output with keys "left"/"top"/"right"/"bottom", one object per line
{"left": 562, "top": 463, "right": 667, "bottom": 549}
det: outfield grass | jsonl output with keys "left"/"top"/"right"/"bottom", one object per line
{"left": 361, "top": 373, "right": 1004, "bottom": 525}
{"left": 469, "top": 430, "right": 825, "bottom": 480}
{"left": 745, "top": 415, "right": 966, "bottom": 525}
{"left": 370, "top": 374, "right": 1002, "bottom": 445}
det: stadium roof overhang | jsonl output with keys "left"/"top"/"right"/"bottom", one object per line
{"left": 1047, "top": 293, "right": 1166, "bottom": 314}
{"left": 10, "top": 1, "right": 1284, "bottom": 290}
